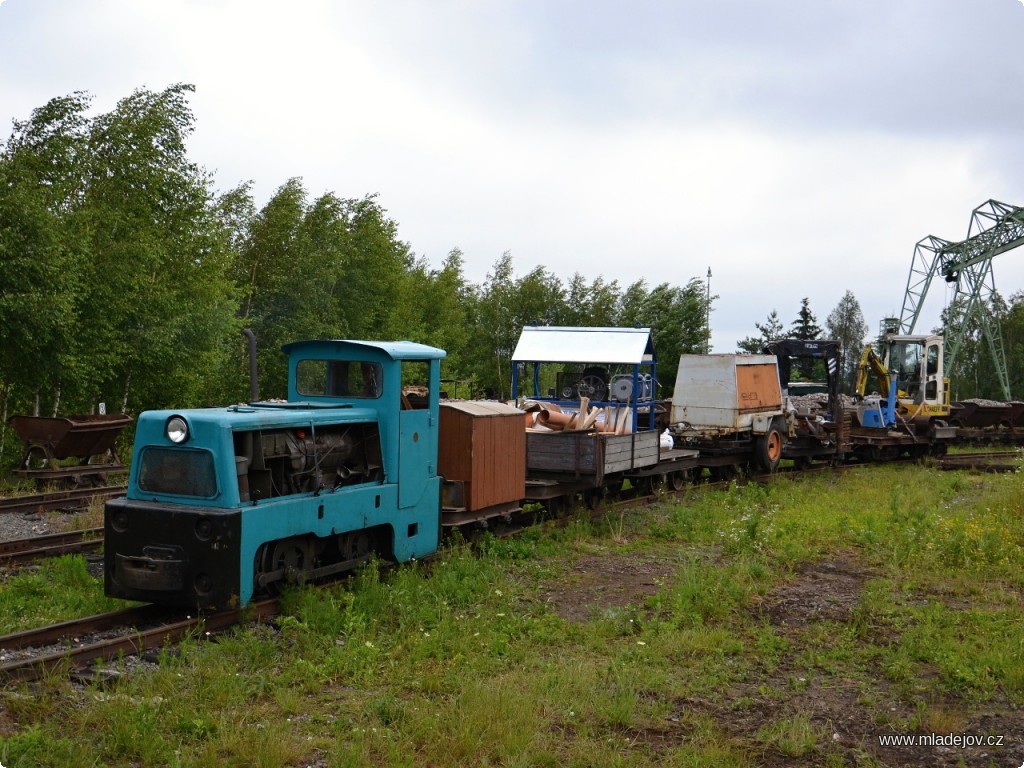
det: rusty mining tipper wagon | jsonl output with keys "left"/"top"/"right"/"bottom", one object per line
{"left": 8, "top": 413, "right": 132, "bottom": 487}
{"left": 511, "top": 326, "right": 691, "bottom": 505}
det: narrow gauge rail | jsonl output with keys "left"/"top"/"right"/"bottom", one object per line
{"left": 0, "top": 528, "right": 103, "bottom": 565}
{"left": 0, "top": 601, "right": 280, "bottom": 683}
{"left": 0, "top": 461, "right": 848, "bottom": 683}
{"left": 932, "top": 450, "right": 1021, "bottom": 473}
{"left": 0, "top": 485, "right": 126, "bottom": 516}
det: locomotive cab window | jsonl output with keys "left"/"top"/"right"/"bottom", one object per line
{"left": 297, "top": 359, "right": 383, "bottom": 398}
{"left": 400, "top": 360, "right": 431, "bottom": 409}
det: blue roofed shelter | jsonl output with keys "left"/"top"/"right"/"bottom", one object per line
{"left": 511, "top": 326, "right": 658, "bottom": 433}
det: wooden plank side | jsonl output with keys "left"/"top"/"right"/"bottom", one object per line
{"left": 527, "top": 432, "right": 600, "bottom": 474}
{"left": 469, "top": 414, "right": 525, "bottom": 510}
{"left": 600, "top": 432, "right": 660, "bottom": 472}
{"left": 438, "top": 408, "right": 473, "bottom": 480}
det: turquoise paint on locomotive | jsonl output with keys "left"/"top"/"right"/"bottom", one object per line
{"left": 104, "top": 339, "right": 446, "bottom": 610}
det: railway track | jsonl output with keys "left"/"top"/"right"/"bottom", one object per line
{"left": 0, "top": 458, "right": 970, "bottom": 682}
{"left": 0, "top": 485, "right": 126, "bottom": 516}
{"left": 1, "top": 464, "right": 841, "bottom": 681}
{"left": 0, "top": 600, "right": 281, "bottom": 683}
{"left": 932, "top": 450, "right": 1021, "bottom": 473}
{"left": 0, "top": 527, "right": 103, "bottom": 565}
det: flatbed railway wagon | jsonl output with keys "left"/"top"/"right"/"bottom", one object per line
{"left": 511, "top": 326, "right": 689, "bottom": 504}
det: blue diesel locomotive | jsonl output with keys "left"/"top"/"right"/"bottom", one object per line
{"left": 104, "top": 339, "right": 446, "bottom": 610}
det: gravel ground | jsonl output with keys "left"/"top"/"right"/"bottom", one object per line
{"left": 0, "top": 510, "right": 55, "bottom": 542}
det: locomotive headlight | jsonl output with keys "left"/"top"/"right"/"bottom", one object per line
{"left": 166, "top": 416, "right": 190, "bottom": 444}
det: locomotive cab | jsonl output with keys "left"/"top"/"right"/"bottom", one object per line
{"left": 105, "top": 339, "right": 446, "bottom": 611}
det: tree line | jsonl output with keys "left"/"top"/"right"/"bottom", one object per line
{"left": 6, "top": 85, "right": 1017, "bottom": 468}
{"left": 0, "top": 85, "right": 713, "bottom": 464}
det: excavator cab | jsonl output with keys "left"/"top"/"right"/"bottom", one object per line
{"left": 882, "top": 334, "right": 948, "bottom": 421}
{"left": 857, "top": 330, "right": 950, "bottom": 425}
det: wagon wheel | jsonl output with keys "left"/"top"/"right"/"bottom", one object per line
{"left": 755, "top": 420, "right": 784, "bottom": 472}
{"left": 582, "top": 488, "right": 603, "bottom": 510}
{"left": 545, "top": 496, "right": 570, "bottom": 517}
{"left": 711, "top": 464, "right": 739, "bottom": 482}
{"left": 667, "top": 470, "right": 689, "bottom": 491}
{"left": 637, "top": 475, "right": 663, "bottom": 496}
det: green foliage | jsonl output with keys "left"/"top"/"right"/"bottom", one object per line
{"left": 789, "top": 296, "right": 822, "bottom": 340}
{"left": 825, "top": 289, "right": 868, "bottom": 392}
{"left": 0, "top": 555, "right": 123, "bottom": 634}
{"left": 0, "top": 85, "right": 718, "bottom": 454}
{"left": 756, "top": 714, "right": 820, "bottom": 758}
{"left": 942, "top": 289, "right": 1024, "bottom": 400}
{"left": 737, "top": 308, "right": 784, "bottom": 353}
{"left": 463, "top": 255, "right": 713, "bottom": 399}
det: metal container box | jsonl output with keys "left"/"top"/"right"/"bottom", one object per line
{"left": 438, "top": 401, "right": 526, "bottom": 511}
{"left": 671, "top": 355, "right": 782, "bottom": 434}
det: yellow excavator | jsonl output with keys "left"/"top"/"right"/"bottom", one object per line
{"left": 855, "top": 332, "right": 951, "bottom": 426}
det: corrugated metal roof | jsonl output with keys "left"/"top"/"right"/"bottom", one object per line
{"left": 441, "top": 401, "right": 523, "bottom": 417}
{"left": 511, "top": 327, "right": 655, "bottom": 364}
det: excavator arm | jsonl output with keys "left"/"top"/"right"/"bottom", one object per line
{"left": 855, "top": 344, "right": 891, "bottom": 398}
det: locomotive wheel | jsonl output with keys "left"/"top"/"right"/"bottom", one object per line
{"left": 342, "top": 530, "right": 374, "bottom": 561}
{"left": 258, "top": 537, "right": 315, "bottom": 592}
{"left": 756, "top": 422, "right": 784, "bottom": 472}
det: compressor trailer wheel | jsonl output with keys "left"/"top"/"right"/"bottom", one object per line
{"left": 756, "top": 419, "right": 785, "bottom": 472}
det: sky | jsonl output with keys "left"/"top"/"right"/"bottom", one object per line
{"left": 2, "top": 0, "right": 1023, "bottom": 352}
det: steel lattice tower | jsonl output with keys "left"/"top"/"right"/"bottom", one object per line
{"left": 898, "top": 200, "right": 1024, "bottom": 401}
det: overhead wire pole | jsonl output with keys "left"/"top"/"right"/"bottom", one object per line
{"left": 706, "top": 267, "right": 712, "bottom": 353}
{"left": 897, "top": 199, "right": 1024, "bottom": 401}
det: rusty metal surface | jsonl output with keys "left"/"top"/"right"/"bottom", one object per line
{"left": 0, "top": 600, "right": 281, "bottom": 683}
{"left": 0, "top": 485, "right": 125, "bottom": 516}
{"left": 9, "top": 414, "right": 132, "bottom": 463}
{"left": 0, "top": 528, "right": 103, "bottom": 564}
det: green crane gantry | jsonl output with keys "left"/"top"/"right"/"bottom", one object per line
{"left": 898, "top": 199, "right": 1024, "bottom": 401}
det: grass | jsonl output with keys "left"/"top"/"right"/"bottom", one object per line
{"left": 1, "top": 463, "right": 1023, "bottom": 766}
